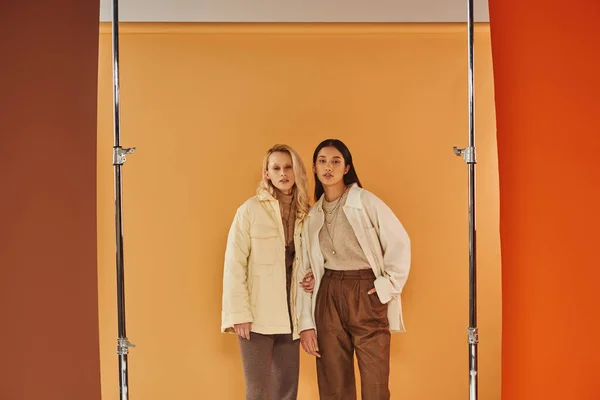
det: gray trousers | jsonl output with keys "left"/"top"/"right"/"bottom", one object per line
{"left": 238, "top": 332, "right": 300, "bottom": 400}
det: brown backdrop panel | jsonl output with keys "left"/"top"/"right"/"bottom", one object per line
{"left": 0, "top": 1, "right": 102, "bottom": 399}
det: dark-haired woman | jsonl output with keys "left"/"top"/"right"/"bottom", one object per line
{"left": 297, "top": 139, "right": 411, "bottom": 400}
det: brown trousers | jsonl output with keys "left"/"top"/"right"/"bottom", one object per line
{"left": 238, "top": 332, "right": 300, "bottom": 400}
{"left": 315, "top": 269, "right": 391, "bottom": 400}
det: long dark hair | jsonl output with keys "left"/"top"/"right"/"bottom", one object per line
{"left": 312, "top": 139, "right": 362, "bottom": 201}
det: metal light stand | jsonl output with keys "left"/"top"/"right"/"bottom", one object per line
{"left": 453, "top": 0, "right": 478, "bottom": 398}
{"left": 111, "top": 0, "right": 136, "bottom": 398}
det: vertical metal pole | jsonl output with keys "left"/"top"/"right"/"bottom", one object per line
{"left": 111, "top": 0, "right": 136, "bottom": 399}
{"left": 453, "top": 0, "right": 478, "bottom": 398}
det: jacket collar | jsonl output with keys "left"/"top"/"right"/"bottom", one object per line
{"left": 258, "top": 187, "right": 303, "bottom": 232}
{"left": 309, "top": 183, "right": 362, "bottom": 216}
{"left": 345, "top": 183, "right": 363, "bottom": 209}
{"left": 257, "top": 188, "right": 276, "bottom": 202}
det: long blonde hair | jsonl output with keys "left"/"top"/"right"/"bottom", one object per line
{"left": 257, "top": 144, "right": 309, "bottom": 221}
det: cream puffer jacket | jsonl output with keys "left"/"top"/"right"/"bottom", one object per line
{"left": 221, "top": 189, "right": 302, "bottom": 339}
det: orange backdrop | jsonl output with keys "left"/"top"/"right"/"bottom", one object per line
{"left": 489, "top": 1, "right": 600, "bottom": 399}
{"left": 96, "top": 23, "right": 501, "bottom": 399}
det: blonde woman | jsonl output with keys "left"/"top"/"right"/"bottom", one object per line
{"left": 221, "top": 144, "right": 315, "bottom": 400}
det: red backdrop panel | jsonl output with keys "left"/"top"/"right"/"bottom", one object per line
{"left": 489, "top": 1, "right": 600, "bottom": 399}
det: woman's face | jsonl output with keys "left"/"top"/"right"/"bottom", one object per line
{"left": 265, "top": 151, "right": 295, "bottom": 194}
{"left": 314, "top": 146, "right": 349, "bottom": 187}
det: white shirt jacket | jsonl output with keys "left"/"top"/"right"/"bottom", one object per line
{"left": 297, "top": 184, "right": 411, "bottom": 333}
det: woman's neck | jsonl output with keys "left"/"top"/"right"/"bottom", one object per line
{"left": 274, "top": 187, "right": 293, "bottom": 196}
{"left": 323, "top": 182, "right": 347, "bottom": 202}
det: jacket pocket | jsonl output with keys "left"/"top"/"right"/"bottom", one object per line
{"left": 249, "top": 276, "right": 260, "bottom": 308}
{"left": 250, "top": 225, "right": 280, "bottom": 266}
{"left": 249, "top": 267, "right": 273, "bottom": 317}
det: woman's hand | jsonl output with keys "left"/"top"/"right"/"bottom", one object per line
{"left": 234, "top": 322, "right": 252, "bottom": 340}
{"left": 300, "top": 271, "right": 315, "bottom": 293}
{"left": 367, "top": 287, "right": 377, "bottom": 295}
{"left": 300, "top": 329, "right": 321, "bottom": 357}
